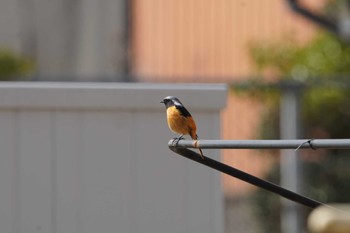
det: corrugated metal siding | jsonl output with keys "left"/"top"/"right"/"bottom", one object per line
{"left": 132, "top": 0, "right": 317, "bottom": 81}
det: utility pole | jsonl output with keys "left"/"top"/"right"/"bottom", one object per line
{"left": 280, "top": 83, "right": 303, "bottom": 233}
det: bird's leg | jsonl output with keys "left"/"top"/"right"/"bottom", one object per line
{"left": 172, "top": 135, "right": 184, "bottom": 146}
{"left": 175, "top": 135, "right": 184, "bottom": 146}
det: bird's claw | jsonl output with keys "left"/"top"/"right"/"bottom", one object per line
{"left": 172, "top": 135, "right": 184, "bottom": 146}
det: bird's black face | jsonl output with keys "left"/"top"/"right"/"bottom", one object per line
{"left": 160, "top": 96, "right": 178, "bottom": 108}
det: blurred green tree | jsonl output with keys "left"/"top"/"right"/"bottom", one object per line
{"left": 0, "top": 49, "right": 34, "bottom": 80}
{"left": 246, "top": 32, "right": 350, "bottom": 233}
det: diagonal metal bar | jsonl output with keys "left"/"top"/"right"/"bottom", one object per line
{"left": 172, "top": 139, "right": 350, "bottom": 150}
{"left": 168, "top": 142, "right": 323, "bottom": 209}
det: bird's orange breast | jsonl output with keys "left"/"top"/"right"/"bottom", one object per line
{"left": 166, "top": 106, "right": 197, "bottom": 138}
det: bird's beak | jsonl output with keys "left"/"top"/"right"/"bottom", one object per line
{"left": 160, "top": 100, "right": 164, "bottom": 103}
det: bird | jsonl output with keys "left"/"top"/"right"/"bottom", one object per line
{"left": 160, "top": 96, "right": 204, "bottom": 159}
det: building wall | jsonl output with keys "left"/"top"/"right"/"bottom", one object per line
{"left": 0, "top": 0, "right": 129, "bottom": 80}
{"left": 132, "top": 0, "right": 317, "bottom": 81}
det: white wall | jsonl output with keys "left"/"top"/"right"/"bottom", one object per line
{"left": 0, "top": 82, "right": 227, "bottom": 233}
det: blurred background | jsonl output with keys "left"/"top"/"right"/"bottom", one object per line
{"left": 1, "top": 0, "right": 350, "bottom": 232}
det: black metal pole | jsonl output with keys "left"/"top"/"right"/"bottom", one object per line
{"left": 168, "top": 144, "right": 323, "bottom": 209}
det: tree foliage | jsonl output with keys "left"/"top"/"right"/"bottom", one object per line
{"left": 250, "top": 33, "right": 350, "bottom": 79}
{"left": 0, "top": 49, "right": 34, "bottom": 80}
{"left": 249, "top": 32, "right": 350, "bottom": 139}
{"left": 247, "top": 32, "right": 350, "bottom": 233}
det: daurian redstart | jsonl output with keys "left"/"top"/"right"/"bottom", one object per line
{"left": 161, "top": 96, "right": 204, "bottom": 159}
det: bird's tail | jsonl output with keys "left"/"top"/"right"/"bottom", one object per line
{"left": 193, "top": 134, "right": 204, "bottom": 159}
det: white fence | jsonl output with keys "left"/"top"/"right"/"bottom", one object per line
{"left": 0, "top": 82, "right": 227, "bottom": 233}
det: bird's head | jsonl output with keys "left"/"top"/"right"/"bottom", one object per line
{"left": 160, "top": 96, "right": 183, "bottom": 108}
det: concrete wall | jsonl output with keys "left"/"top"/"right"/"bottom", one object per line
{"left": 0, "top": 82, "right": 227, "bottom": 233}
